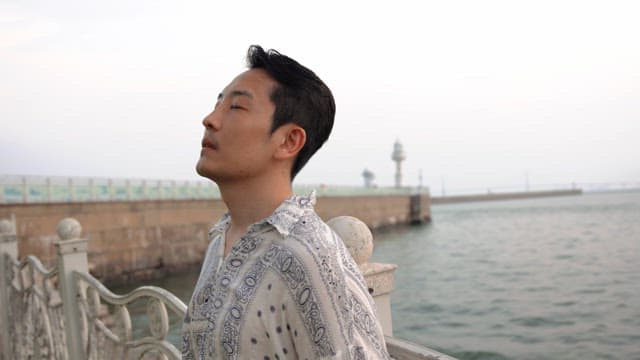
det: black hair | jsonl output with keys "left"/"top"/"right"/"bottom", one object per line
{"left": 246, "top": 45, "right": 335, "bottom": 180}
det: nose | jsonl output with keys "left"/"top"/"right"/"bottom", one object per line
{"left": 202, "top": 110, "right": 222, "bottom": 130}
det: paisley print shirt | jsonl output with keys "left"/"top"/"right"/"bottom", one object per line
{"left": 181, "top": 193, "right": 390, "bottom": 359}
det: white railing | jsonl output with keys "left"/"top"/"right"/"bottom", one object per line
{"left": 0, "top": 215, "right": 455, "bottom": 360}
{"left": 0, "top": 218, "right": 187, "bottom": 360}
{"left": 0, "top": 175, "right": 219, "bottom": 204}
{"left": 75, "top": 272, "right": 187, "bottom": 359}
{"left": 0, "top": 174, "right": 428, "bottom": 204}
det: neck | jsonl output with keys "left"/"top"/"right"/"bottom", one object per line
{"left": 217, "top": 173, "right": 293, "bottom": 232}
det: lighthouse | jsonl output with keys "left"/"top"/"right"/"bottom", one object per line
{"left": 391, "top": 140, "right": 406, "bottom": 188}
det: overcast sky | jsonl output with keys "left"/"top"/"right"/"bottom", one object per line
{"left": 2, "top": 0, "right": 639, "bottom": 193}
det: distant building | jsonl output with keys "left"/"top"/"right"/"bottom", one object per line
{"left": 362, "top": 168, "right": 375, "bottom": 188}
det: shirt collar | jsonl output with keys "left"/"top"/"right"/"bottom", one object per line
{"left": 208, "top": 191, "right": 316, "bottom": 238}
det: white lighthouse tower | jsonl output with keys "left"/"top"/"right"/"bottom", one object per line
{"left": 391, "top": 139, "right": 406, "bottom": 188}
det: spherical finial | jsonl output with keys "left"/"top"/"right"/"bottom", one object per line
{"left": 327, "top": 216, "right": 373, "bottom": 265}
{"left": 0, "top": 219, "right": 15, "bottom": 234}
{"left": 56, "top": 218, "right": 82, "bottom": 240}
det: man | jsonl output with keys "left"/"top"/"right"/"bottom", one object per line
{"left": 181, "top": 45, "right": 390, "bottom": 360}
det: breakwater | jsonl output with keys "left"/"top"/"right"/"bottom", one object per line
{"left": 431, "top": 189, "right": 582, "bottom": 204}
{"left": 0, "top": 194, "right": 430, "bottom": 286}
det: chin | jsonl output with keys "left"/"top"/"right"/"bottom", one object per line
{"left": 197, "top": 164, "right": 225, "bottom": 183}
{"left": 196, "top": 161, "right": 212, "bottom": 178}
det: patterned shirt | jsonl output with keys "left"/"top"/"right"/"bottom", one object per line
{"left": 181, "top": 193, "right": 390, "bottom": 359}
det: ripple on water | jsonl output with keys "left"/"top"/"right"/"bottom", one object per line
{"left": 405, "top": 303, "right": 445, "bottom": 314}
{"left": 404, "top": 323, "right": 427, "bottom": 332}
{"left": 597, "top": 334, "right": 640, "bottom": 346}
{"left": 441, "top": 321, "right": 468, "bottom": 328}
{"left": 511, "top": 334, "right": 544, "bottom": 344}
{"left": 450, "top": 350, "right": 512, "bottom": 360}
{"left": 553, "top": 300, "right": 577, "bottom": 307}
{"left": 559, "top": 335, "right": 589, "bottom": 344}
{"left": 524, "top": 286, "right": 556, "bottom": 292}
{"left": 587, "top": 323, "right": 608, "bottom": 334}
{"left": 490, "top": 298, "right": 508, "bottom": 305}
{"left": 510, "top": 316, "right": 575, "bottom": 327}
{"left": 575, "top": 288, "right": 606, "bottom": 295}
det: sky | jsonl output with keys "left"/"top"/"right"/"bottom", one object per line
{"left": 1, "top": 0, "right": 639, "bottom": 193}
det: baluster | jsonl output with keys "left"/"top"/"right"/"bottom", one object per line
{"left": 89, "top": 178, "right": 96, "bottom": 201}
{"left": 196, "top": 181, "right": 202, "bottom": 199}
{"left": 46, "top": 177, "right": 52, "bottom": 202}
{"left": 142, "top": 180, "right": 148, "bottom": 200}
{"left": 54, "top": 218, "right": 89, "bottom": 359}
{"left": 68, "top": 178, "right": 75, "bottom": 202}
{"left": 127, "top": 179, "right": 133, "bottom": 200}
{"left": 108, "top": 179, "right": 114, "bottom": 201}
{"left": 172, "top": 181, "right": 177, "bottom": 199}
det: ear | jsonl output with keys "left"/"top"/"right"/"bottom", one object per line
{"left": 274, "top": 124, "right": 306, "bottom": 160}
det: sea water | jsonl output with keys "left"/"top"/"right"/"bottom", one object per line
{"left": 117, "top": 191, "right": 640, "bottom": 360}
{"left": 372, "top": 191, "right": 640, "bottom": 360}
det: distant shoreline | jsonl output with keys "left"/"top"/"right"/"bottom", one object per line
{"left": 431, "top": 189, "right": 582, "bottom": 205}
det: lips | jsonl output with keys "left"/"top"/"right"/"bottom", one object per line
{"left": 201, "top": 138, "right": 218, "bottom": 150}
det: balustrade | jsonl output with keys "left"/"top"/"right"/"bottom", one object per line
{"left": 0, "top": 175, "right": 424, "bottom": 204}
{"left": 0, "top": 218, "right": 187, "bottom": 359}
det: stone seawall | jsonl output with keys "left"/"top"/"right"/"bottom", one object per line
{"left": 0, "top": 194, "right": 430, "bottom": 286}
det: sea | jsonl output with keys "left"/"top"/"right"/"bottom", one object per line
{"left": 116, "top": 191, "right": 640, "bottom": 360}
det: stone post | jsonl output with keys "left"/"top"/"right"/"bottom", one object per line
{"left": 327, "top": 216, "right": 397, "bottom": 336}
{"left": 54, "top": 218, "right": 89, "bottom": 360}
{"left": 0, "top": 218, "right": 18, "bottom": 360}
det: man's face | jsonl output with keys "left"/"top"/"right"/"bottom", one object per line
{"left": 196, "top": 69, "right": 279, "bottom": 182}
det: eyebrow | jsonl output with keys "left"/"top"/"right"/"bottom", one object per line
{"left": 217, "top": 90, "right": 254, "bottom": 101}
